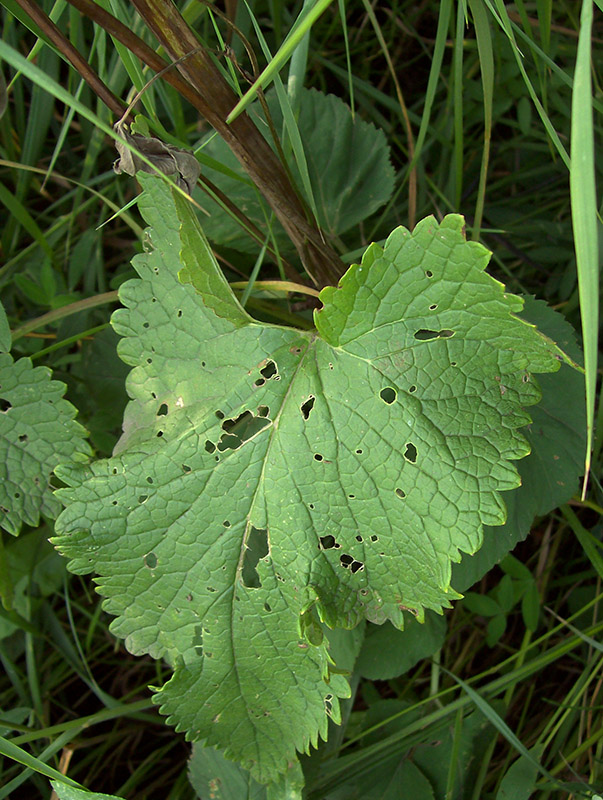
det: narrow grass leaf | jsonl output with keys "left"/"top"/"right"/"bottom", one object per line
{"left": 468, "top": 0, "right": 494, "bottom": 240}
{"left": 0, "top": 735, "right": 82, "bottom": 789}
{"left": 441, "top": 666, "right": 562, "bottom": 790}
{"left": 569, "top": 0, "right": 599, "bottom": 492}
{"left": 228, "top": 0, "right": 334, "bottom": 122}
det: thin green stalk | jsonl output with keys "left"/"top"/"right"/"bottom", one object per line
{"left": 11, "top": 291, "right": 119, "bottom": 341}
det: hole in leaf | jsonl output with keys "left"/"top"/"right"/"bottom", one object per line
{"left": 205, "top": 440, "right": 216, "bottom": 453}
{"left": 301, "top": 395, "right": 315, "bottom": 419}
{"left": 157, "top": 403, "right": 168, "bottom": 416}
{"left": 146, "top": 358, "right": 152, "bottom": 364}
{"left": 404, "top": 442, "right": 418, "bottom": 463}
{"left": 217, "top": 410, "right": 271, "bottom": 451}
{"left": 177, "top": 309, "right": 183, "bottom": 317}
{"left": 144, "top": 552, "right": 157, "bottom": 569}
{"left": 414, "top": 329, "right": 455, "bottom": 341}
{"left": 182, "top": 464, "right": 191, "bottom": 472}
{"left": 260, "top": 360, "right": 277, "bottom": 380}
{"left": 241, "top": 527, "right": 269, "bottom": 588}
{"left": 425, "top": 270, "right": 433, "bottom": 278}
{"left": 151, "top": 392, "right": 157, "bottom": 399}
{"left": 258, "top": 405, "right": 270, "bottom": 417}
{"left": 379, "top": 387, "right": 396, "bottom": 404}
{"left": 356, "top": 448, "right": 363, "bottom": 455}
{"left": 356, "top": 535, "right": 363, "bottom": 542}
{"left": 143, "top": 322, "right": 149, "bottom": 328}
{"left": 314, "top": 453, "right": 323, "bottom": 462}
{"left": 146, "top": 476, "right": 153, "bottom": 484}
{"left": 201, "top": 361, "right": 206, "bottom": 367}
{"left": 223, "top": 520, "right": 231, "bottom": 527}
{"left": 340, "top": 554, "right": 354, "bottom": 568}
{"left": 18, "top": 434, "right": 27, "bottom": 443}
{"left": 522, "top": 374, "right": 530, "bottom": 383}
{"left": 350, "top": 560, "right": 364, "bottom": 573}
{"left": 429, "top": 303, "right": 438, "bottom": 310}
{"left": 451, "top": 361, "right": 458, "bottom": 367}
{"left": 264, "top": 602, "right": 271, "bottom": 612}
{"left": 138, "top": 495, "right": 148, "bottom": 503}
{"left": 254, "top": 378, "right": 265, "bottom": 387}
{"left": 0, "top": 399, "right": 12, "bottom": 412}
{"left": 409, "top": 385, "right": 417, "bottom": 393}
{"left": 370, "top": 534, "right": 379, "bottom": 542}
{"left": 215, "top": 410, "right": 225, "bottom": 419}
{"left": 156, "top": 430, "right": 164, "bottom": 437}
{"left": 395, "top": 488, "right": 406, "bottom": 499}
{"left": 348, "top": 494, "right": 355, "bottom": 499}
{"left": 320, "top": 535, "right": 337, "bottom": 550}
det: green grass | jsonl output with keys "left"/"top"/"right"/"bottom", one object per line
{"left": 0, "top": 0, "right": 601, "bottom": 797}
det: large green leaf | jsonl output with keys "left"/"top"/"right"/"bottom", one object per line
{"left": 0, "top": 308, "right": 91, "bottom": 536}
{"left": 53, "top": 175, "right": 564, "bottom": 781}
{"left": 198, "top": 88, "right": 394, "bottom": 254}
{"left": 451, "top": 297, "right": 585, "bottom": 591}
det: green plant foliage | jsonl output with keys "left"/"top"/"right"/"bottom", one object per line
{"left": 356, "top": 611, "right": 447, "bottom": 680}
{"left": 0, "top": 528, "right": 66, "bottom": 635}
{"left": 495, "top": 745, "right": 545, "bottom": 800}
{"left": 0, "top": 304, "right": 91, "bottom": 536}
{"left": 198, "top": 88, "right": 395, "bottom": 253}
{"left": 189, "top": 742, "right": 268, "bottom": 800}
{"left": 53, "top": 174, "right": 566, "bottom": 781}
{"left": 328, "top": 700, "right": 493, "bottom": 800}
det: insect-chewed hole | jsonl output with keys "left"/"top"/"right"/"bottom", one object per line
{"left": 215, "top": 410, "right": 225, "bottom": 419}
{"left": 18, "top": 434, "right": 27, "bottom": 443}
{"left": 314, "top": 453, "right": 323, "bottom": 462}
{"left": 355, "top": 448, "right": 363, "bottom": 455}
{"left": 414, "top": 329, "right": 455, "bottom": 341}
{"left": 319, "top": 535, "right": 337, "bottom": 550}
{"left": 223, "top": 520, "right": 231, "bottom": 527}
{"left": 241, "top": 527, "right": 269, "bottom": 588}
{"left": 409, "top": 385, "right": 417, "bottom": 393}
{"left": 260, "top": 360, "right": 278, "bottom": 380}
{"left": 301, "top": 395, "right": 315, "bottom": 420}
{"left": 370, "top": 534, "right": 379, "bottom": 542}
{"left": 429, "top": 303, "right": 438, "bottom": 310}
{"left": 182, "top": 464, "right": 191, "bottom": 472}
{"left": 395, "top": 488, "right": 406, "bottom": 499}
{"left": 350, "top": 560, "right": 364, "bottom": 573}
{"left": 157, "top": 403, "right": 168, "bottom": 416}
{"left": 144, "top": 552, "right": 157, "bottom": 569}
{"left": 404, "top": 442, "right": 418, "bottom": 463}
{"left": 379, "top": 387, "right": 396, "bottom": 404}
{"left": 425, "top": 270, "right": 434, "bottom": 278}
{"left": 355, "top": 534, "right": 363, "bottom": 542}
{"left": 205, "top": 440, "right": 216, "bottom": 454}
{"left": 217, "top": 410, "right": 271, "bottom": 452}
{"left": 340, "top": 553, "right": 354, "bottom": 568}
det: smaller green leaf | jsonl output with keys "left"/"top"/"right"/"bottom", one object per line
{"left": 486, "top": 614, "right": 507, "bottom": 646}
{"left": 496, "top": 745, "right": 545, "bottom": 800}
{"left": 0, "top": 300, "right": 10, "bottom": 353}
{"left": 521, "top": 583, "right": 541, "bottom": 632}
{"left": 188, "top": 742, "right": 267, "bottom": 800}
{"left": 356, "top": 612, "right": 447, "bottom": 680}
{"left": 200, "top": 89, "right": 394, "bottom": 253}
{"left": 462, "top": 593, "right": 501, "bottom": 618}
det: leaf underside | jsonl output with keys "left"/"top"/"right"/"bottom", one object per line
{"left": 53, "top": 174, "right": 561, "bottom": 781}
